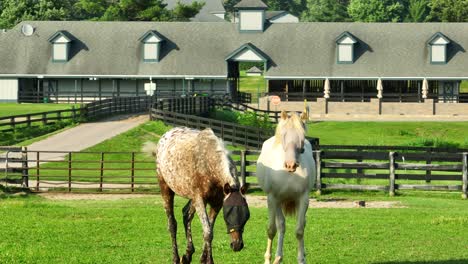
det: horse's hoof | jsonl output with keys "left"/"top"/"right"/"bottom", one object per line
{"left": 273, "top": 256, "right": 282, "bottom": 264}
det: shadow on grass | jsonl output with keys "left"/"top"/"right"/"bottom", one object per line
{"left": 375, "top": 260, "right": 468, "bottom": 264}
{"left": 0, "top": 185, "right": 31, "bottom": 199}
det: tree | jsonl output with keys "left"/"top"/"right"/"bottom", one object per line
{"left": 302, "top": 0, "right": 351, "bottom": 22}
{"left": 405, "top": 0, "right": 429, "bottom": 22}
{"left": 73, "top": 0, "right": 110, "bottom": 20}
{"left": 224, "top": 0, "right": 307, "bottom": 18}
{"left": 100, "top": 0, "right": 203, "bottom": 22}
{"left": 426, "top": 0, "right": 468, "bottom": 22}
{"left": 171, "top": 1, "right": 205, "bottom": 21}
{"left": 0, "top": 0, "right": 72, "bottom": 29}
{"left": 348, "top": 0, "right": 405, "bottom": 22}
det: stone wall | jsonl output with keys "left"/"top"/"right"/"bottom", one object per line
{"left": 257, "top": 96, "right": 468, "bottom": 120}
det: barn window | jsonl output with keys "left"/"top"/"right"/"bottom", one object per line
{"left": 336, "top": 32, "right": 357, "bottom": 64}
{"left": 427, "top": 33, "right": 450, "bottom": 64}
{"left": 139, "top": 31, "right": 164, "bottom": 62}
{"left": 48, "top": 31, "right": 72, "bottom": 63}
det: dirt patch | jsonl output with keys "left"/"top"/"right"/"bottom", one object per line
{"left": 38, "top": 193, "right": 157, "bottom": 201}
{"left": 246, "top": 196, "right": 404, "bottom": 209}
{"left": 39, "top": 193, "right": 404, "bottom": 208}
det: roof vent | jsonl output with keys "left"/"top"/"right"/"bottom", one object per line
{"left": 21, "top": 24, "right": 35, "bottom": 36}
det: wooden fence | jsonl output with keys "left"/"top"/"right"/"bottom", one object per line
{"left": 0, "top": 108, "right": 84, "bottom": 132}
{"left": 232, "top": 146, "right": 468, "bottom": 198}
{"left": 1, "top": 146, "right": 467, "bottom": 197}
{"left": 150, "top": 108, "right": 273, "bottom": 149}
{"left": 0, "top": 149, "right": 157, "bottom": 193}
{"left": 0, "top": 96, "right": 153, "bottom": 132}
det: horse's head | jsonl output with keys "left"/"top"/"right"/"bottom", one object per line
{"left": 276, "top": 110, "right": 307, "bottom": 172}
{"left": 223, "top": 183, "right": 250, "bottom": 252}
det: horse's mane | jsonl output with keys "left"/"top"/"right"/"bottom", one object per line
{"left": 274, "top": 113, "right": 306, "bottom": 145}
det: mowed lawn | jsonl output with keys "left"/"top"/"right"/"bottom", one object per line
{"left": 307, "top": 121, "right": 468, "bottom": 147}
{"left": 0, "top": 103, "right": 80, "bottom": 118}
{"left": 0, "top": 192, "right": 467, "bottom": 264}
{"left": 239, "top": 70, "right": 266, "bottom": 103}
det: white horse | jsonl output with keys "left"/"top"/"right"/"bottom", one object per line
{"left": 256, "top": 110, "right": 316, "bottom": 264}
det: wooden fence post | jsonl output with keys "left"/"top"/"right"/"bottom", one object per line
{"left": 36, "top": 151, "right": 40, "bottom": 191}
{"left": 42, "top": 113, "right": 47, "bottom": 125}
{"left": 462, "top": 152, "right": 467, "bottom": 199}
{"left": 315, "top": 150, "right": 322, "bottom": 195}
{"left": 100, "top": 152, "right": 104, "bottom": 192}
{"left": 68, "top": 152, "right": 72, "bottom": 193}
{"left": 424, "top": 147, "right": 433, "bottom": 183}
{"left": 389, "top": 151, "right": 396, "bottom": 197}
{"left": 21, "top": 147, "right": 28, "bottom": 188}
{"left": 131, "top": 152, "right": 135, "bottom": 193}
{"left": 240, "top": 150, "right": 247, "bottom": 185}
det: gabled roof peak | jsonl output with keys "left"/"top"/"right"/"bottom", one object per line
{"left": 427, "top": 32, "right": 450, "bottom": 45}
{"left": 234, "top": 0, "right": 268, "bottom": 9}
{"left": 48, "top": 31, "right": 73, "bottom": 43}
{"left": 336, "top": 31, "right": 357, "bottom": 44}
{"left": 139, "top": 30, "right": 165, "bottom": 43}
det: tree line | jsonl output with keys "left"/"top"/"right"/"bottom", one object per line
{"left": 1, "top": 0, "right": 466, "bottom": 30}
{"left": 0, "top": 0, "right": 204, "bottom": 29}
{"left": 227, "top": 0, "right": 467, "bottom": 22}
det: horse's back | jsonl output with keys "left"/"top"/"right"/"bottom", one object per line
{"left": 156, "top": 127, "right": 200, "bottom": 196}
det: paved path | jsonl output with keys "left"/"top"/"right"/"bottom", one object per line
{"left": 1, "top": 114, "right": 149, "bottom": 169}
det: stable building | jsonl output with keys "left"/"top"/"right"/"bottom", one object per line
{"left": 0, "top": 0, "right": 467, "bottom": 117}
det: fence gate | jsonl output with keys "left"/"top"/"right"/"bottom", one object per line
{"left": 0, "top": 146, "right": 28, "bottom": 188}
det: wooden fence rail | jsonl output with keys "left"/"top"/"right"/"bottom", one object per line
{"left": 0, "top": 96, "right": 153, "bottom": 132}
{"left": 0, "top": 108, "right": 83, "bottom": 132}
{"left": 0, "top": 149, "right": 157, "bottom": 193}
{"left": 1, "top": 147, "right": 467, "bottom": 198}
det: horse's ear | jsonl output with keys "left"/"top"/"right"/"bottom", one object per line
{"left": 281, "top": 110, "right": 288, "bottom": 120}
{"left": 300, "top": 111, "right": 308, "bottom": 122}
{"left": 240, "top": 183, "right": 250, "bottom": 195}
{"left": 223, "top": 183, "right": 231, "bottom": 194}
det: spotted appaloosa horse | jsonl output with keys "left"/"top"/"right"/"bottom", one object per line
{"left": 256, "top": 111, "right": 316, "bottom": 264}
{"left": 144, "top": 127, "right": 250, "bottom": 264}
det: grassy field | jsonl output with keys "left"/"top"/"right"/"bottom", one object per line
{"left": 460, "top": 80, "right": 468, "bottom": 93}
{"left": 0, "top": 192, "right": 467, "bottom": 263}
{"left": 0, "top": 103, "right": 80, "bottom": 118}
{"left": 307, "top": 121, "right": 468, "bottom": 148}
{"left": 239, "top": 70, "right": 266, "bottom": 103}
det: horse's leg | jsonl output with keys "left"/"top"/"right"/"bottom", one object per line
{"left": 160, "top": 177, "right": 180, "bottom": 264}
{"left": 208, "top": 200, "right": 222, "bottom": 227}
{"left": 296, "top": 193, "right": 309, "bottom": 264}
{"left": 193, "top": 198, "right": 213, "bottom": 264}
{"left": 273, "top": 206, "right": 286, "bottom": 264}
{"left": 181, "top": 200, "right": 196, "bottom": 264}
{"left": 264, "top": 194, "right": 278, "bottom": 264}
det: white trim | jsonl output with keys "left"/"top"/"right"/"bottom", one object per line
{"left": 265, "top": 76, "right": 468, "bottom": 80}
{"left": 0, "top": 74, "right": 227, "bottom": 79}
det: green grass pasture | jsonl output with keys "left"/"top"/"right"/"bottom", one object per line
{"left": 239, "top": 70, "right": 266, "bottom": 103}
{"left": 0, "top": 193, "right": 467, "bottom": 263}
{"left": 307, "top": 121, "right": 468, "bottom": 148}
{"left": 0, "top": 103, "right": 80, "bottom": 118}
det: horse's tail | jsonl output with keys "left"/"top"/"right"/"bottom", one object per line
{"left": 142, "top": 141, "right": 157, "bottom": 157}
{"left": 282, "top": 200, "right": 297, "bottom": 216}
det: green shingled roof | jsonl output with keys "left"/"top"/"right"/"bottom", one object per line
{"left": 0, "top": 21, "right": 468, "bottom": 79}
{"left": 234, "top": 0, "right": 268, "bottom": 9}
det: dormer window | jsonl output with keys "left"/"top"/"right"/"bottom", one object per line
{"left": 427, "top": 32, "right": 450, "bottom": 64}
{"left": 139, "top": 31, "right": 164, "bottom": 62}
{"left": 48, "top": 31, "right": 72, "bottom": 62}
{"left": 235, "top": 0, "right": 268, "bottom": 33}
{"left": 336, "top": 32, "right": 357, "bottom": 64}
